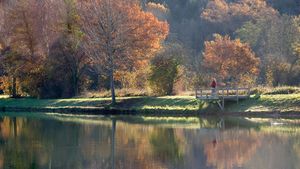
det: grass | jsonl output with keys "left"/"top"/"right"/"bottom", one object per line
{"left": 115, "top": 96, "right": 202, "bottom": 111}
{"left": 0, "top": 96, "right": 203, "bottom": 111}
{"left": 0, "top": 95, "right": 9, "bottom": 99}
{"left": 0, "top": 93, "right": 299, "bottom": 113}
{"left": 0, "top": 97, "right": 113, "bottom": 108}
{"left": 227, "top": 94, "right": 300, "bottom": 112}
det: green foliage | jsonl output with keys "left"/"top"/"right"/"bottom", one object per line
{"left": 149, "top": 43, "right": 184, "bottom": 95}
{"left": 235, "top": 21, "right": 263, "bottom": 50}
{"left": 149, "top": 56, "right": 180, "bottom": 95}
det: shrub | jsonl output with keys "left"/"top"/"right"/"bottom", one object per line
{"left": 149, "top": 43, "right": 184, "bottom": 96}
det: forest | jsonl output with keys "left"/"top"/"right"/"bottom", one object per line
{"left": 0, "top": 0, "right": 299, "bottom": 103}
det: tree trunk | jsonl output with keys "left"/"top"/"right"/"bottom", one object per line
{"left": 111, "top": 119, "right": 116, "bottom": 169}
{"left": 110, "top": 69, "right": 116, "bottom": 105}
{"left": 72, "top": 69, "right": 79, "bottom": 97}
{"left": 73, "top": 77, "right": 79, "bottom": 97}
{"left": 12, "top": 77, "right": 17, "bottom": 98}
{"left": 287, "top": 59, "right": 298, "bottom": 85}
{"left": 13, "top": 117, "right": 17, "bottom": 138}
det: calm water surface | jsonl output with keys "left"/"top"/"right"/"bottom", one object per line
{"left": 0, "top": 113, "right": 300, "bottom": 169}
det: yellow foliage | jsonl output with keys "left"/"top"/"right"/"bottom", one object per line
{"left": 115, "top": 66, "right": 150, "bottom": 90}
{"left": 146, "top": 2, "right": 169, "bottom": 20}
{"left": 146, "top": 2, "right": 168, "bottom": 13}
{"left": 0, "top": 77, "right": 4, "bottom": 91}
{"left": 0, "top": 76, "right": 23, "bottom": 96}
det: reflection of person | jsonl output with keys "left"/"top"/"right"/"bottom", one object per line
{"left": 212, "top": 139, "right": 217, "bottom": 148}
{"left": 211, "top": 78, "right": 217, "bottom": 97}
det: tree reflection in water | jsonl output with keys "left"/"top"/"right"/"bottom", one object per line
{"left": 0, "top": 115, "right": 299, "bottom": 169}
{"left": 150, "top": 128, "right": 184, "bottom": 167}
{"left": 204, "top": 130, "right": 261, "bottom": 169}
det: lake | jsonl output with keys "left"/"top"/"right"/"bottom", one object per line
{"left": 0, "top": 113, "right": 300, "bottom": 169}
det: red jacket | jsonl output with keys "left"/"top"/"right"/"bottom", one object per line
{"left": 211, "top": 80, "right": 217, "bottom": 88}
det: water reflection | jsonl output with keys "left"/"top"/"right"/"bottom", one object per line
{"left": 0, "top": 114, "right": 300, "bottom": 169}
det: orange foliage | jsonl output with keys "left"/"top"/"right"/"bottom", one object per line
{"left": 126, "top": 4, "right": 169, "bottom": 63}
{"left": 203, "top": 34, "right": 260, "bottom": 84}
{"left": 80, "top": 0, "right": 169, "bottom": 71}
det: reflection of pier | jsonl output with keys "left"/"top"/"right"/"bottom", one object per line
{"left": 196, "top": 88, "right": 251, "bottom": 110}
{"left": 217, "top": 118, "right": 225, "bottom": 129}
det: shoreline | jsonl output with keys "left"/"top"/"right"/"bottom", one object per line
{"left": 0, "top": 94, "right": 299, "bottom": 118}
{"left": 1, "top": 106, "right": 300, "bottom": 118}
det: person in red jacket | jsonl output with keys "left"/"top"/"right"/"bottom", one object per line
{"left": 211, "top": 78, "right": 217, "bottom": 88}
{"left": 211, "top": 78, "right": 217, "bottom": 97}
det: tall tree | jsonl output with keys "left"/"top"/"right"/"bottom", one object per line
{"left": 79, "top": 0, "right": 169, "bottom": 104}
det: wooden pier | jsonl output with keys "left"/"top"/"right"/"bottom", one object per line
{"left": 195, "top": 87, "right": 251, "bottom": 110}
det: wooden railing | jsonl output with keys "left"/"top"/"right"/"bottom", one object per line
{"left": 196, "top": 87, "right": 251, "bottom": 110}
{"left": 196, "top": 87, "right": 251, "bottom": 100}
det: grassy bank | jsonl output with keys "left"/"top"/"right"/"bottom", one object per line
{"left": 227, "top": 94, "right": 300, "bottom": 112}
{"left": 0, "top": 94, "right": 299, "bottom": 114}
{"left": 0, "top": 96, "right": 202, "bottom": 111}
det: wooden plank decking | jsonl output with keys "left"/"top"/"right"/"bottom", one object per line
{"left": 195, "top": 87, "right": 251, "bottom": 110}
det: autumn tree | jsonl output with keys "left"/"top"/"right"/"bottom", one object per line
{"left": 203, "top": 34, "right": 260, "bottom": 85}
{"left": 1, "top": 0, "right": 57, "bottom": 97}
{"left": 201, "top": 0, "right": 277, "bottom": 35}
{"left": 79, "top": 0, "right": 169, "bottom": 104}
